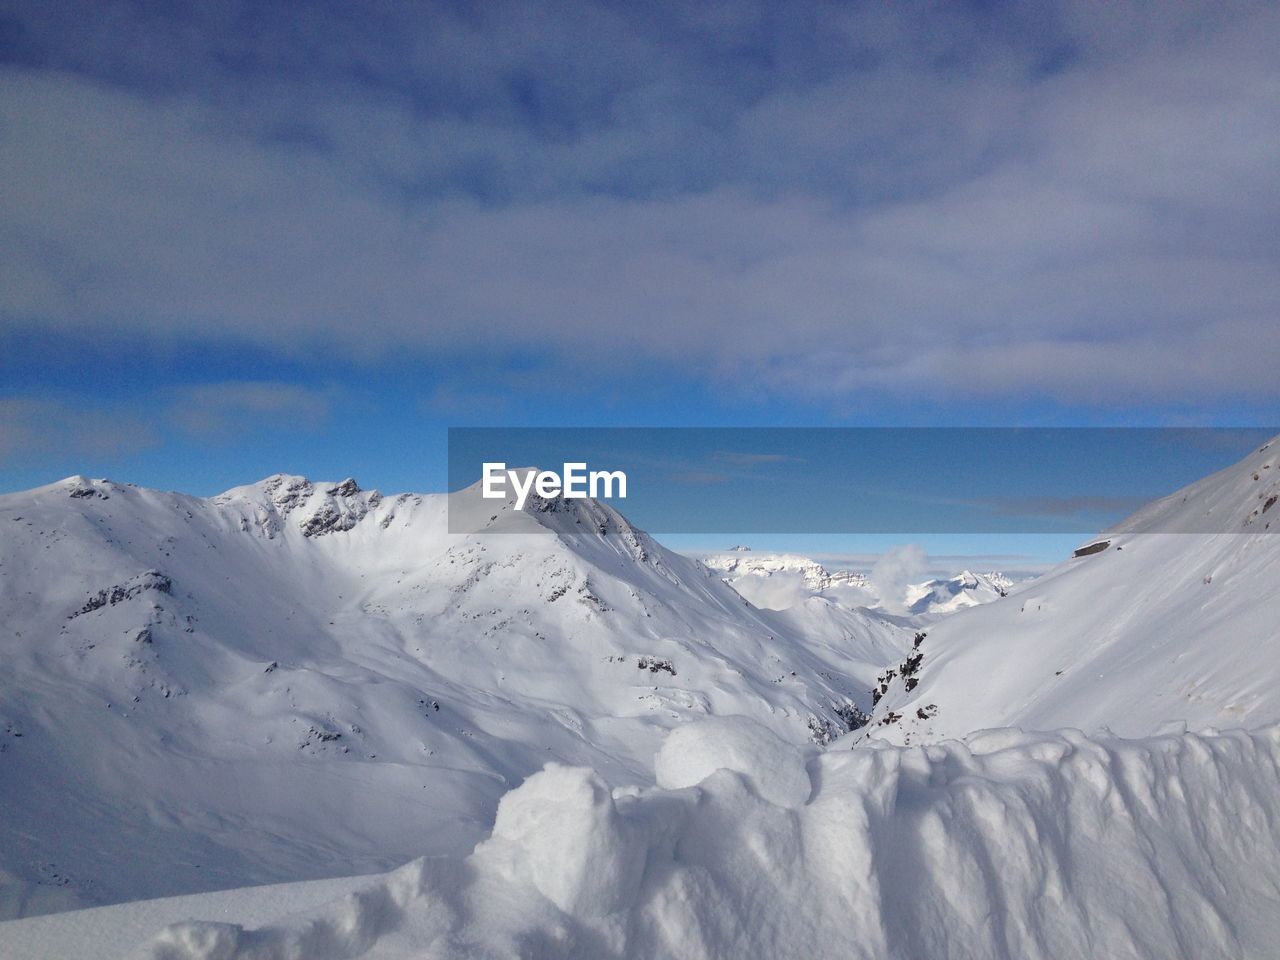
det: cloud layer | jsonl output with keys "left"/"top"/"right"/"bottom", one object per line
{"left": 2, "top": 0, "right": 1278, "bottom": 406}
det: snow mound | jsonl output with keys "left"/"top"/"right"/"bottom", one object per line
{"left": 654, "top": 715, "right": 811, "bottom": 807}
{"left": 485, "top": 763, "right": 645, "bottom": 917}
{"left": 122, "top": 723, "right": 1280, "bottom": 960}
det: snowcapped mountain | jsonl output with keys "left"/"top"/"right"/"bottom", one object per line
{"left": 903, "top": 569, "right": 1014, "bottom": 616}
{"left": 866, "top": 436, "right": 1280, "bottom": 744}
{"left": 5, "top": 442, "right": 1280, "bottom": 959}
{"left": 700, "top": 552, "right": 871, "bottom": 593}
{"left": 700, "top": 550, "right": 1017, "bottom": 617}
{"left": 0, "top": 473, "right": 908, "bottom": 918}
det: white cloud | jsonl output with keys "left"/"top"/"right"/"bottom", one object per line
{"left": 0, "top": 398, "right": 158, "bottom": 462}
{"left": 0, "top": 382, "right": 334, "bottom": 465}
{"left": 171, "top": 382, "right": 334, "bottom": 437}
{"left": 869, "top": 545, "right": 929, "bottom": 615}
{"left": 2, "top": 2, "right": 1277, "bottom": 407}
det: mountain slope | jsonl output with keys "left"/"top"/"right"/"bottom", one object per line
{"left": 0, "top": 474, "right": 907, "bottom": 917}
{"left": 866, "top": 436, "right": 1280, "bottom": 743}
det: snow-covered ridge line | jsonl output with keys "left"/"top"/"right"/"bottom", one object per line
{"left": 133, "top": 719, "right": 1280, "bottom": 960}
{"left": 700, "top": 552, "right": 870, "bottom": 591}
{"left": 701, "top": 549, "right": 1018, "bottom": 617}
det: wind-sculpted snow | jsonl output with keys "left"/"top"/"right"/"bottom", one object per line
{"left": 118, "top": 718, "right": 1280, "bottom": 960}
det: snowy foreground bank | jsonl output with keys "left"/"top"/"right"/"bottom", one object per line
{"left": 7, "top": 717, "right": 1280, "bottom": 960}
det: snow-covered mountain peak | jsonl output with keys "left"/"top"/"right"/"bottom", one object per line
{"left": 445, "top": 469, "right": 655, "bottom": 563}
{"left": 49, "top": 475, "right": 117, "bottom": 499}
{"left": 701, "top": 552, "right": 869, "bottom": 592}
{"left": 903, "top": 569, "right": 1013, "bottom": 617}
{"left": 701, "top": 550, "right": 1019, "bottom": 617}
{"left": 211, "top": 474, "right": 385, "bottom": 539}
{"left": 979, "top": 570, "right": 1016, "bottom": 592}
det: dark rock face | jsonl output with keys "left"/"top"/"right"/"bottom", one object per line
{"left": 326, "top": 478, "right": 361, "bottom": 498}
{"left": 68, "top": 481, "right": 109, "bottom": 500}
{"left": 637, "top": 656, "right": 676, "bottom": 677}
{"left": 871, "top": 634, "right": 930, "bottom": 722}
{"left": 70, "top": 571, "right": 173, "bottom": 619}
{"left": 834, "top": 701, "right": 870, "bottom": 731}
{"left": 1073, "top": 540, "right": 1111, "bottom": 558}
{"left": 299, "top": 505, "right": 364, "bottom": 538}
{"left": 264, "top": 476, "right": 315, "bottom": 516}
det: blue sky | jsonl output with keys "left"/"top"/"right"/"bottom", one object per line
{"left": 448, "top": 427, "right": 1276, "bottom": 568}
{"left": 2, "top": 1, "right": 1278, "bottom": 561}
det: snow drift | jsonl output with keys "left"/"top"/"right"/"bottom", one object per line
{"left": 125, "top": 717, "right": 1280, "bottom": 960}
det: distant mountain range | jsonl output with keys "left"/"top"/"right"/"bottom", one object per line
{"left": 700, "top": 549, "right": 1021, "bottom": 616}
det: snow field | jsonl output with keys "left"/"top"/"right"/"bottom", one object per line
{"left": 128, "top": 717, "right": 1280, "bottom": 960}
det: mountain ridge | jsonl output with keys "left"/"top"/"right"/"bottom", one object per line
{"left": 0, "top": 472, "right": 907, "bottom": 918}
